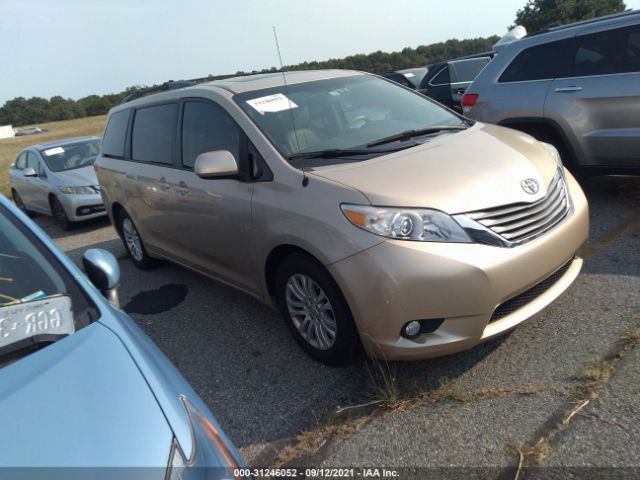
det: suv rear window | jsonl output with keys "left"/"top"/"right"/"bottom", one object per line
{"left": 131, "top": 104, "right": 177, "bottom": 165}
{"left": 102, "top": 109, "right": 130, "bottom": 159}
{"left": 499, "top": 39, "right": 574, "bottom": 82}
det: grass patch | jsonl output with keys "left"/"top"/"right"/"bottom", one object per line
{"left": 0, "top": 115, "right": 106, "bottom": 197}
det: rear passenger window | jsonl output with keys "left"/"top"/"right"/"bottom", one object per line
{"left": 181, "top": 101, "right": 241, "bottom": 169}
{"left": 499, "top": 39, "right": 574, "bottom": 82}
{"left": 132, "top": 104, "right": 177, "bottom": 165}
{"left": 102, "top": 109, "right": 130, "bottom": 159}
{"left": 430, "top": 67, "right": 450, "bottom": 85}
{"left": 574, "top": 25, "right": 640, "bottom": 77}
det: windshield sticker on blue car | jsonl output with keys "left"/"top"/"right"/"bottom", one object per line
{"left": 43, "top": 147, "right": 65, "bottom": 156}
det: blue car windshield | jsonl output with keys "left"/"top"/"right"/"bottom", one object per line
{"left": 0, "top": 204, "right": 97, "bottom": 366}
{"left": 40, "top": 139, "right": 100, "bottom": 172}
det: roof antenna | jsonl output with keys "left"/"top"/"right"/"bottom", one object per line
{"left": 272, "top": 26, "right": 308, "bottom": 187}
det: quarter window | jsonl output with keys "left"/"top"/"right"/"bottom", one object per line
{"left": 102, "top": 109, "right": 130, "bottom": 159}
{"left": 132, "top": 104, "right": 177, "bottom": 165}
{"left": 499, "top": 39, "right": 574, "bottom": 82}
{"left": 181, "top": 101, "right": 241, "bottom": 169}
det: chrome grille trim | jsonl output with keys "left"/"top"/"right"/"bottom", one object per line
{"left": 461, "top": 169, "right": 571, "bottom": 246}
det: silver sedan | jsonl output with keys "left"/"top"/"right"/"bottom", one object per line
{"left": 9, "top": 136, "right": 107, "bottom": 230}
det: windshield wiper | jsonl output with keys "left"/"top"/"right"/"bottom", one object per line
{"left": 288, "top": 148, "right": 382, "bottom": 161}
{"left": 367, "top": 125, "right": 468, "bottom": 148}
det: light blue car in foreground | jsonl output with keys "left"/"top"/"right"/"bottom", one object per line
{"left": 0, "top": 194, "right": 246, "bottom": 479}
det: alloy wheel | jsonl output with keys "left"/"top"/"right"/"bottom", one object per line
{"left": 285, "top": 273, "right": 337, "bottom": 350}
{"left": 122, "top": 218, "right": 144, "bottom": 262}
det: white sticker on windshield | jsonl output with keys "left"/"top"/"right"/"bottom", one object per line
{"left": 403, "top": 72, "right": 415, "bottom": 78}
{"left": 43, "top": 147, "right": 64, "bottom": 156}
{"left": 0, "top": 295, "right": 74, "bottom": 351}
{"left": 246, "top": 93, "right": 298, "bottom": 115}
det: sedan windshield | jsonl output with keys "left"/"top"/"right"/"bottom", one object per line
{"left": 40, "top": 139, "right": 100, "bottom": 172}
{"left": 235, "top": 74, "right": 464, "bottom": 166}
{"left": 0, "top": 204, "right": 97, "bottom": 367}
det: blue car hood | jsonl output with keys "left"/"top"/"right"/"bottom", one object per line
{"left": 0, "top": 322, "right": 172, "bottom": 469}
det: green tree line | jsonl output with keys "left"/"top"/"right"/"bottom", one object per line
{"left": 1, "top": 36, "right": 497, "bottom": 127}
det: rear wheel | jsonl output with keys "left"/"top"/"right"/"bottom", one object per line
{"left": 117, "top": 210, "right": 157, "bottom": 269}
{"left": 12, "top": 189, "right": 34, "bottom": 217}
{"left": 50, "top": 196, "right": 73, "bottom": 231}
{"left": 275, "top": 253, "right": 359, "bottom": 366}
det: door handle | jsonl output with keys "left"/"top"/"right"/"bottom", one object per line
{"left": 554, "top": 86, "right": 582, "bottom": 93}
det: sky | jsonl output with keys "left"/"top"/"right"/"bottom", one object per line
{"left": 2, "top": 0, "right": 640, "bottom": 105}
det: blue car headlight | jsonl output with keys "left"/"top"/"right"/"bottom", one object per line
{"left": 167, "top": 395, "right": 249, "bottom": 480}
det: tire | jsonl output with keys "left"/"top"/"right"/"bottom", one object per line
{"left": 12, "top": 189, "right": 35, "bottom": 217}
{"left": 50, "top": 195, "right": 73, "bottom": 231}
{"left": 275, "top": 253, "right": 359, "bottom": 366}
{"left": 117, "top": 210, "right": 157, "bottom": 269}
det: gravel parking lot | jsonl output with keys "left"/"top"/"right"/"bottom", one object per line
{"left": 38, "top": 174, "right": 640, "bottom": 477}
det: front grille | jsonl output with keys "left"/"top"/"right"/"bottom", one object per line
{"left": 466, "top": 170, "right": 569, "bottom": 244}
{"left": 490, "top": 258, "right": 574, "bottom": 323}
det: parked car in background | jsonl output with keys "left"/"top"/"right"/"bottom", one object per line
{"left": 0, "top": 194, "right": 245, "bottom": 478}
{"left": 463, "top": 10, "right": 640, "bottom": 174}
{"left": 415, "top": 54, "right": 492, "bottom": 110}
{"left": 15, "top": 126, "right": 47, "bottom": 136}
{"left": 9, "top": 136, "right": 106, "bottom": 230}
{"left": 96, "top": 69, "right": 588, "bottom": 366}
{"left": 380, "top": 67, "right": 429, "bottom": 89}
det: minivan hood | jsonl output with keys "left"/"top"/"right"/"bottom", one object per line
{"left": 310, "top": 124, "right": 558, "bottom": 214}
{"left": 0, "top": 322, "right": 172, "bottom": 470}
{"left": 52, "top": 165, "right": 99, "bottom": 186}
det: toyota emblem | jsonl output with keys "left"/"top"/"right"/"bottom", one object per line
{"left": 521, "top": 178, "right": 539, "bottom": 195}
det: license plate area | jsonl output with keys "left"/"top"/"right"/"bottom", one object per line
{"left": 0, "top": 295, "right": 75, "bottom": 357}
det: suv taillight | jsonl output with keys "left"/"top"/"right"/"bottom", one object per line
{"left": 461, "top": 93, "right": 478, "bottom": 108}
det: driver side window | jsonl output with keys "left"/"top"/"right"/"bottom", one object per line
{"left": 27, "top": 152, "right": 45, "bottom": 176}
{"left": 15, "top": 152, "right": 27, "bottom": 170}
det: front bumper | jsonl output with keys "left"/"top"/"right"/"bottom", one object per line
{"left": 58, "top": 193, "right": 107, "bottom": 222}
{"left": 328, "top": 171, "right": 589, "bottom": 361}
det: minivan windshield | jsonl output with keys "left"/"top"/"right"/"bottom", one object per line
{"left": 0, "top": 204, "right": 97, "bottom": 367}
{"left": 40, "top": 139, "right": 100, "bottom": 172}
{"left": 235, "top": 74, "right": 464, "bottom": 165}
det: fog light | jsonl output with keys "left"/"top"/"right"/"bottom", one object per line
{"left": 403, "top": 320, "right": 421, "bottom": 338}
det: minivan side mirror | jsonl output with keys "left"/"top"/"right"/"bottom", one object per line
{"left": 82, "top": 248, "right": 121, "bottom": 307}
{"left": 23, "top": 168, "right": 37, "bottom": 177}
{"left": 194, "top": 150, "right": 238, "bottom": 179}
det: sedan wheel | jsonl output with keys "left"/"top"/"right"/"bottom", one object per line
{"left": 50, "top": 196, "right": 73, "bottom": 230}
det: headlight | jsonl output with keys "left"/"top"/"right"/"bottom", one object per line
{"left": 167, "top": 395, "right": 249, "bottom": 480}
{"left": 341, "top": 204, "right": 472, "bottom": 243}
{"left": 58, "top": 185, "right": 96, "bottom": 195}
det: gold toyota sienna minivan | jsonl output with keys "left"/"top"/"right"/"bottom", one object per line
{"left": 95, "top": 70, "right": 589, "bottom": 365}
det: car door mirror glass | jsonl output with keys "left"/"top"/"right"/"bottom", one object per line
{"left": 23, "top": 168, "right": 37, "bottom": 177}
{"left": 194, "top": 150, "right": 239, "bottom": 179}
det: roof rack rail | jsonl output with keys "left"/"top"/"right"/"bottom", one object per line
{"left": 120, "top": 79, "right": 197, "bottom": 104}
{"left": 533, "top": 9, "right": 640, "bottom": 35}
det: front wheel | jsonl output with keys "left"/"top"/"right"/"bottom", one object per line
{"left": 50, "top": 196, "right": 73, "bottom": 231}
{"left": 117, "top": 210, "right": 157, "bottom": 269}
{"left": 275, "top": 253, "right": 359, "bottom": 365}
